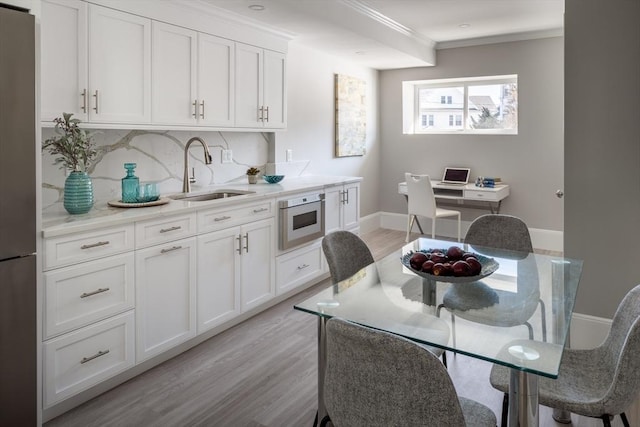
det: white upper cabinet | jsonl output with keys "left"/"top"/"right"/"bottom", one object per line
{"left": 151, "top": 22, "right": 197, "bottom": 125}
{"left": 41, "top": 0, "right": 88, "bottom": 122}
{"left": 198, "top": 33, "right": 235, "bottom": 127}
{"left": 88, "top": 4, "right": 151, "bottom": 124}
{"left": 235, "top": 43, "right": 286, "bottom": 129}
{"left": 151, "top": 22, "right": 235, "bottom": 127}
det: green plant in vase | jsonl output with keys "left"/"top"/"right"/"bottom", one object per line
{"left": 43, "top": 113, "right": 97, "bottom": 214}
{"left": 246, "top": 166, "right": 260, "bottom": 184}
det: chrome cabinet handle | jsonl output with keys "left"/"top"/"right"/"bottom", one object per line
{"left": 93, "top": 90, "right": 99, "bottom": 114}
{"left": 264, "top": 106, "right": 269, "bottom": 122}
{"left": 81, "top": 349, "right": 109, "bottom": 364}
{"left": 340, "top": 190, "right": 345, "bottom": 204}
{"left": 81, "top": 89, "right": 87, "bottom": 113}
{"left": 200, "top": 100, "right": 205, "bottom": 119}
{"left": 160, "top": 245, "right": 182, "bottom": 254}
{"left": 253, "top": 207, "right": 268, "bottom": 213}
{"left": 80, "top": 241, "right": 109, "bottom": 250}
{"left": 243, "top": 233, "right": 249, "bottom": 253}
{"left": 345, "top": 190, "right": 349, "bottom": 205}
{"left": 258, "top": 106, "right": 264, "bottom": 122}
{"left": 214, "top": 216, "right": 231, "bottom": 222}
{"left": 80, "top": 287, "right": 110, "bottom": 298}
{"left": 297, "top": 264, "right": 310, "bottom": 270}
{"left": 236, "top": 235, "right": 242, "bottom": 254}
{"left": 192, "top": 100, "right": 198, "bottom": 118}
{"left": 159, "top": 226, "right": 182, "bottom": 233}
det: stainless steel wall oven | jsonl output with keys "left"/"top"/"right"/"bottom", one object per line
{"left": 279, "top": 193, "right": 325, "bottom": 250}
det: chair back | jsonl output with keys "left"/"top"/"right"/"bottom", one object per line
{"left": 598, "top": 284, "right": 640, "bottom": 415}
{"left": 405, "top": 173, "right": 437, "bottom": 218}
{"left": 322, "top": 231, "right": 374, "bottom": 283}
{"left": 323, "top": 318, "right": 467, "bottom": 426}
{"left": 465, "top": 214, "right": 533, "bottom": 259}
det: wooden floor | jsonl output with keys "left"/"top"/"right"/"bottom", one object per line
{"left": 46, "top": 229, "right": 624, "bottom": 427}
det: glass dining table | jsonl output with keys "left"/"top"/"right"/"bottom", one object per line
{"left": 294, "top": 237, "right": 582, "bottom": 427}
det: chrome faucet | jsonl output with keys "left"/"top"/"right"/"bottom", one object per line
{"left": 183, "top": 137, "right": 213, "bottom": 193}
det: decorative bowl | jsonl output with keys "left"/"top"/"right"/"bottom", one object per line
{"left": 263, "top": 175, "right": 285, "bottom": 184}
{"left": 401, "top": 249, "right": 499, "bottom": 283}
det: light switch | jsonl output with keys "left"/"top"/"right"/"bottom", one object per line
{"left": 222, "top": 150, "right": 233, "bottom": 163}
{"left": 286, "top": 149, "right": 293, "bottom": 162}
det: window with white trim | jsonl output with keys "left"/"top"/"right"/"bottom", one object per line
{"left": 402, "top": 75, "right": 518, "bottom": 134}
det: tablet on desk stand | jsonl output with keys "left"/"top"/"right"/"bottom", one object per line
{"left": 440, "top": 167, "right": 470, "bottom": 185}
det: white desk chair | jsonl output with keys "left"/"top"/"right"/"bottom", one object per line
{"left": 404, "top": 173, "right": 460, "bottom": 242}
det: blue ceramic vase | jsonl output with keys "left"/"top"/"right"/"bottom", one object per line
{"left": 64, "top": 171, "right": 94, "bottom": 214}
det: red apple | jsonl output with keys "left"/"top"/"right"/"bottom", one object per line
{"left": 430, "top": 252, "right": 447, "bottom": 264}
{"left": 466, "top": 257, "right": 482, "bottom": 275}
{"left": 452, "top": 260, "right": 472, "bottom": 276}
{"left": 446, "top": 246, "right": 465, "bottom": 260}
{"left": 421, "top": 260, "right": 435, "bottom": 273}
{"left": 431, "top": 263, "right": 446, "bottom": 276}
{"left": 410, "top": 252, "right": 428, "bottom": 270}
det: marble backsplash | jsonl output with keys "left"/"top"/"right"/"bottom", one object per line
{"left": 41, "top": 128, "right": 309, "bottom": 215}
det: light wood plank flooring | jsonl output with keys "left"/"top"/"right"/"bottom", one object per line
{"left": 46, "top": 229, "right": 624, "bottom": 427}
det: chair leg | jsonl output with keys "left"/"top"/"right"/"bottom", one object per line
{"left": 620, "top": 412, "right": 631, "bottom": 427}
{"left": 313, "top": 410, "right": 318, "bottom": 427}
{"left": 319, "top": 415, "right": 331, "bottom": 427}
{"left": 539, "top": 298, "right": 547, "bottom": 342}
{"left": 442, "top": 351, "right": 447, "bottom": 368}
{"left": 406, "top": 214, "right": 415, "bottom": 242}
{"left": 500, "top": 393, "right": 509, "bottom": 427}
{"left": 601, "top": 414, "right": 612, "bottom": 427}
{"left": 524, "top": 322, "right": 534, "bottom": 340}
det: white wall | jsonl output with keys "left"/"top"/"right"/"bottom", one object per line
{"left": 378, "top": 38, "right": 564, "bottom": 232}
{"left": 273, "top": 42, "right": 380, "bottom": 217}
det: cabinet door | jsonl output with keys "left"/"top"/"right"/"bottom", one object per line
{"left": 197, "top": 227, "right": 241, "bottom": 334}
{"left": 263, "top": 50, "right": 286, "bottom": 129}
{"left": 240, "top": 218, "right": 275, "bottom": 312}
{"left": 235, "top": 43, "right": 263, "bottom": 127}
{"left": 135, "top": 238, "right": 196, "bottom": 361}
{"left": 342, "top": 183, "right": 360, "bottom": 231}
{"left": 198, "top": 33, "right": 235, "bottom": 127}
{"left": 88, "top": 5, "right": 151, "bottom": 123}
{"left": 41, "top": 0, "right": 88, "bottom": 122}
{"left": 324, "top": 185, "right": 343, "bottom": 235}
{"left": 151, "top": 22, "right": 197, "bottom": 125}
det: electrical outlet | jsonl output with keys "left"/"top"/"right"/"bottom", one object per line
{"left": 222, "top": 149, "right": 233, "bottom": 163}
{"left": 286, "top": 149, "right": 293, "bottom": 162}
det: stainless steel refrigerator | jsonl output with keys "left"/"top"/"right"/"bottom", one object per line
{"left": 0, "top": 4, "right": 37, "bottom": 425}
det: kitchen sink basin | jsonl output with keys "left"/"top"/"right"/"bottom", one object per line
{"left": 169, "top": 189, "right": 255, "bottom": 202}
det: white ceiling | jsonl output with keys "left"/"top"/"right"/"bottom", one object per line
{"left": 199, "top": 0, "right": 564, "bottom": 69}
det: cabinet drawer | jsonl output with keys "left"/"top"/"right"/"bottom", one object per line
{"left": 43, "top": 311, "right": 135, "bottom": 407}
{"left": 198, "top": 200, "right": 273, "bottom": 233}
{"left": 44, "top": 253, "right": 135, "bottom": 339}
{"left": 464, "top": 190, "right": 500, "bottom": 201}
{"left": 135, "top": 213, "right": 196, "bottom": 248}
{"left": 276, "top": 241, "right": 325, "bottom": 295}
{"left": 44, "top": 225, "right": 134, "bottom": 270}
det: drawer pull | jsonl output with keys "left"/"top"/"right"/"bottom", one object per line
{"left": 161, "top": 246, "right": 182, "bottom": 254}
{"left": 80, "top": 241, "right": 110, "bottom": 250}
{"left": 159, "top": 226, "right": 182, "bottom": 233}
{"left": 80, "top": 349, "right": 109, "bottom": 364}
{"left": 253, "top": 207, "right": 268, "bottom": 213}
{"left": 80, "top": 287, "right": 110, "bottom": 298}
{"left": 297, "top": 264, "right": 310, "bottom": 270}
{"left": 214, "top": 216, "right": 231, "bottom": 222}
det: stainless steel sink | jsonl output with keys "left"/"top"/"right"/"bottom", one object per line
{"left": 169, "top": 189, "right": 255, "bottom": 202}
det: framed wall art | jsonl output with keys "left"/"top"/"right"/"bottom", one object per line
{"left": 335, "top": 74, "right": 366, "bottom": 157}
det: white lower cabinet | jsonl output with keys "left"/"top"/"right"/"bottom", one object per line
{"left": 240, "top": 218, "right": 276, "bottom": 312}
{"left": 276, "top": 241, "right": 325, "bottom": 295}
{"left": 196, "top": 227, "right": 241, "bottom": 334}
{"left": 43, "top": 311, "right": 135, "bottom": 407}
{"left": 135, "top": 237, "right": 196, "bottom": 361}
{"left": 325, "top": 182, "right": 360, "bottom": 234}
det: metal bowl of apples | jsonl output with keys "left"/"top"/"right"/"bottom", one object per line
{"left": 401, "top": 245, "right": 499, "bottom": 283}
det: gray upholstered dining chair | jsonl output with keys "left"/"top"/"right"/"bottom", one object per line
{"left": 490, "top": 284, "right": 640, "bottom": 427}
{"left": 319, "top": 318, "right": 497, "bottom": 427}
{"left": 321, "top": 230, "right": 447, "bottom": 366}
{"left": 437, "top": 214, "right": 546, "bottom": 343}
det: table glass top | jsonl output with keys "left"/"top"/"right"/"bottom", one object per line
{"left": 294, "top": 237, "right": 583, "bottom": 378}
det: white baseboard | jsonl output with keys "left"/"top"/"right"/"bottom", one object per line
{"left": 371, "top": 212, "right": 564, "bottom": 253}
{"left": 569, "top": 312, "right": 611, "bottom": 349}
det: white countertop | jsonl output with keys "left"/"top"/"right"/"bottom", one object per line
{"left": 42, "top": 175, "right": 362, "bottom": 238}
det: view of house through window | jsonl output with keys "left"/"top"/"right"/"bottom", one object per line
{"left": 402, "top": 75, "right": 518, "bottom": 134}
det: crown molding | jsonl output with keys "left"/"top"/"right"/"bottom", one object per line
{"left": 436, "top": 28, "right": 564, "bottom": 50}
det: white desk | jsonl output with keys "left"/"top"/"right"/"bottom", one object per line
{"left": 398, "top": 181, "right": 509, "bottom": 214}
